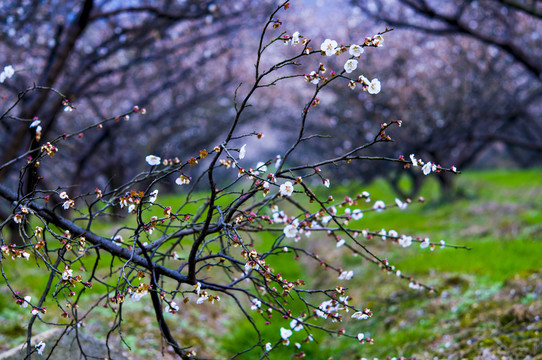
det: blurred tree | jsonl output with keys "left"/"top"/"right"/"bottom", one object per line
{"left": 304, "top": 0, "right": 542, "bottom": 197}
{"left": 0, "top": 0, "right": 273, "bottom": 193}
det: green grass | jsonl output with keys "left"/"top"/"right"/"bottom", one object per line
{"left": 397, "top": 238, "right": 542, "bottom": 283}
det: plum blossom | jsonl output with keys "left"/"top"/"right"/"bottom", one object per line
{"left": 324, "top": 179, "right": 330, "bottom": 188}
{"left": 196, "top": 293, "right": 209, "bottom": 304}
{"left": 254, "top": 161, "right": 267, "bottom": 175}
{"left": 395, "top": 198, "right": 408, "bottom": 210}
{"left": 338, "top": 270, "right": 354, "bottom": 280}
{"left": 149, "top": 190, "right": 158, "bottom": 203}
{"left": 290, "top": 318, "right": 303, "bottom": 331}
{"left": 368, "top": 78, "right": 381, "bottom": 94}
{"left": 320, "top": 38, "right": 338, "bottom": 56}
{"left": 250, "top": 298, "right": 261, "bottom": 310}
{"left": 399, "top": 235, "right": 412, "bottom": 248}
{"left": 283, "top": 224, "right": 298, "bottom": 238}
{"left": 344, "top": 59, "right": 358, "bottom": 73}
{"left": 61, "top": 267, "right": 73, "bottom": 281}
{"left": 35, "top": 341, "right": 46, "bottom": 356}
{"left": 0, "top": 65, "right": 15, "bottom": 83}
{"left": 372, "top": 34, "right": 384, "bottom": 47}
{"left": 305, "top": 70, "right": 320, "bottom": 85}
{"left": 410, "top": 154, "right": 418, "bottom": 167}
{"left": 62, "top": 199, "right": 74, "bottom": 210}
{"left": 351, "top": 311, "right": 369, "bottom": 320}
{"left": 422, "top": 161, "right": 433, "bottom": 175}
{"left": 349, "top": 44, "right": 364, "bottom": 57}
{"left": 113, "top": 235, "right": 123, "bottom": 246}
{"left": 272, "top": 210, "right": 286, "bottom": 223}
{"left": 279, "top": 181, "right": 294, "bottom": 196}
{"left": 280, "top": 327, "right": 293, "bottom": 345}
{"left": 352, "top": 209, "right": 363, "bottom": 220}
{"left": 145, "top": 155, "right": 161, "bottom": 166}
{"left": 265, "top": 343, "right": 272, "bottom": 352}
{"left": 176, "top": 175, "right": 190, "bottom": 185}
{"left": 275, "top": 155, "right": 282, "bottom": 168}
{"left": 13, "top": 213, "right": 22, "bottom": 224}
{"left": 336, "top": 239, "right": 345, "bottom": 248}
{"left": 420, "top": 238, "right": 430, "bottom": 249}
{"left": 357, "top": 333, "right": 365, "bottom": 341}
{"left": 20, "top": 296, "right": 32, "bottom": 308}
{"left": 165, "top": 301, "right": 179, "bottom": 313}
{"left": 130, "top": 288, "right": 148, "bottom": 302}
{"left": 358, "top": 74, "right": 370, "bottom": 86}
{"left": 373, "top": 200, "right": 385, "bottom": 212}
{"left": 292, "top": 31, "right": 301, "bottom": 45}
{"left": 239, "top": 144, "right": 246, "bottom": 159}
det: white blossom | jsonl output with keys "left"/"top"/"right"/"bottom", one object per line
{"left": 349, "top": 44, "right": 364, "bottom": 57}
{"left": 35, "top": 341, "right": 46, "bottom": 356}
{"left": 351, "top": 311, "right": 369, "bottom": 320}
{"left": 320, "top": 39, "right": 338, "bottom": 56}
{"left": 344, "top": 59, "right": 358, "bottom": 73}
{"left": 149, "top": 189, "right": 158, "bottom": 203}
{"left": 265, "top": 343, "right": 272, "bottom": 352}
{"left": 145, "top": 155, "right": 161, "bottom": 166}
{"left": 336, "top": 239, "right": 345, "bottom": 248}
{"left": 280, "top": 327, "right": 293, "bottom": 340}
{"left": 62, "top": 268, "right": 73, "bottom": 280}
{"left": 338, "top": 270, "right": 354, "bottom": 280}
{"left": 420, "top": 238, "right": 430, "bottom": 249}
{"left": 279, "top": 181, "right": 294, "bottom": 196}
{"left": 290, "top": 318, "right": 303, "bottom": 331}
{"left": 165, "top": 301, "right": 179, "bottom": 313}
{"left": 358, "top": 75, "right": 370, "bottom": 86}
{"left": 410, "top": 154, "right": 418, "bottom": 166}
{"left": 372, "top": 34, "right": 384, "bottom": 47}
{"left": 239, "top": 144, "right": 246, "bottom": 159}
{"left": 352, "top": 209, "right": 363, "bottom": 220}
{"left": 422, "top": 161, "right": 433, "bottom": 175}
{"left": 21, "top": 296, "right": 31, "bottom": 308}
{"left": 176, "top": 175, "right": 190, "bottom": 185}
{"left": 283, "top": 224, "right": 298, "bottom": 238}
{"left": 292, "top": 31, "right": 301, "bottom": 45}
{"left": 0, "top": 65, "right": 15, "bottom": 83}
{"left": 254, "top": 161, "right": 267, "bottom": 175}
{"left": 321, "top": 215, "right": 332, "bottom": 225}
{"left": 373, "top": 200, "right": 385, "bottom": 212}
{"left": 368, "top": 78, "right": 381, "bottom": 94}
{"left": 395, "top": 198, "right": 408, "bottom": 210}
{"left": 275, "top": 155, "right": 282, "bottom": 168}
{"left": 250, "top": 298, "right": 261, "bottom": 310}
{"left": 399, "top": 235, "right": 412, "bottom": 248}
{"left": 3, "top": 65, "right": 15, "bottom": 78}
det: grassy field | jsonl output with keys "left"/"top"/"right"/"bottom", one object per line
{"left": 1, "top": 168, "right": 541, "bottom": 359}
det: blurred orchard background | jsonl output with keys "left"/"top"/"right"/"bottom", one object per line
{"left": 1, "top": 0, "right": 541, "bottom": 358}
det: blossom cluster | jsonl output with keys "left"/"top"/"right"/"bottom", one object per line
{"left": 0, "top": 65, "right": 15, "bottom": 83}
